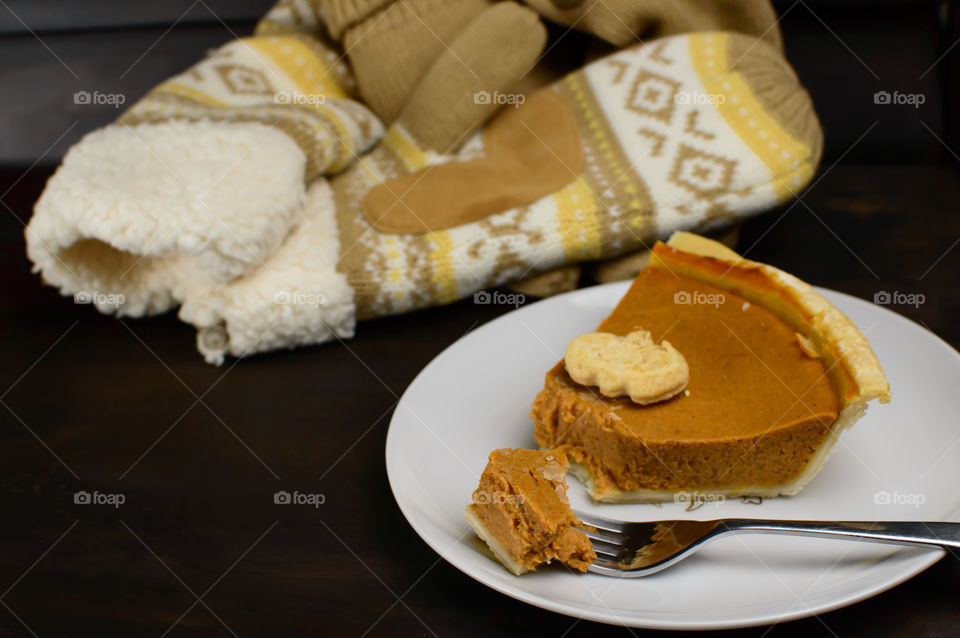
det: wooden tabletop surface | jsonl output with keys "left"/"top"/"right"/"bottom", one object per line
{"left": 1, "top": 0, "right": 959, "bottom": 633}
{"left": 1, "top": 163, "right": 959, "bottom": 637}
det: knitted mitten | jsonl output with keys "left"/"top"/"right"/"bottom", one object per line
{"left": 181, "top": 1, "right": 548, "bottom": 362}
{"left": 26, "top": 4, "right": 383, "bottom": 317}
{"left": 506, "top": 0, "right": 786, "bottom": 297}
{"left": 190, "top": 29, "right": 821, "bottom": 364}
{"left": 352, "top": 30, "right": 821, "bottom": 318}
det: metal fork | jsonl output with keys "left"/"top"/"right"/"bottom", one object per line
{"left": 574, "top": 511, "right": 960, "bottom": 577}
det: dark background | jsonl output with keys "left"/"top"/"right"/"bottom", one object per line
{"left": 1, "top": 0, "right": 959, "bottom": 636}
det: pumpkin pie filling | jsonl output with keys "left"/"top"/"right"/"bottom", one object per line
{"left": 464, "top": 448, "right": 595, "bottom": 574}
{"left": 532, "top": 233, "right": 889, "bottom": 502}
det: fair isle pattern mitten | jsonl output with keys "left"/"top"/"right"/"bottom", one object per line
{"left": 26, "top": 1, "right": 383, "bottom": 318}
{"left": 505, "top": 0, "right": 786, "bottom": 297}
{"left": 191, "top": 29, "right": 822, "bottom": 364}
{"left": 331, "top": 31, "right": 821, "bottom": 322}
{"left": 181, "top": 1, "right": 547, "bottom": 363}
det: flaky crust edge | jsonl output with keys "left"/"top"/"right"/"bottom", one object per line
{"left": 463, "top": 505, "right": 530, "bottom": 575}
{"left": 658, "top": 231, "right": 890, "bottom": 406}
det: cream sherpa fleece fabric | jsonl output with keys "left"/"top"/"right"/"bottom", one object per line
{"left": 181, "top": 179, "right": 355, "bottom": 365}
{"left": 28, "top": 120, "right": 307, "bottom": 316}
{"left": 28, "top": 119, "right": 360, "bottom": 365}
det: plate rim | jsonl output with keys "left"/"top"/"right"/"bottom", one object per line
{"left": 385, "top": 281, "right": 954, "bottom": 630}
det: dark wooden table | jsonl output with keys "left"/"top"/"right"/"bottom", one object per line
{"left": 2, "top": 163, "right": 960, "bottom": 637}
{"left": 2, "top": 0, "right": 960, "bottom": 633}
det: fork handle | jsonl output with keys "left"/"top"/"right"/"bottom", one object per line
{"left": 722, "top": 519, "right": 960, "bottom": 551}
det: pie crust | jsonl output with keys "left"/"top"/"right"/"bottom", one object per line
{"left": 533, "top": 232, "right": 890, "bottom": 502}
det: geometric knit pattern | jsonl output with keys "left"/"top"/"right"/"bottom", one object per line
{"left": 331, "top": 31, "right": 819, "bottom": 320}
{"left": 120, "top": 7, "right": 382, "bottom": 179}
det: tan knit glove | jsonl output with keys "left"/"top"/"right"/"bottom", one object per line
{"left": 525, "top": 0, "right": 783, "bottom": 50}
{"left": 320, "top": 0, "right": 499, "bottom": 123}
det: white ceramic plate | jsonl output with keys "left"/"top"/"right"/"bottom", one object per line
{"left": 385, "top": 282, "right": 960, "bottom": 630}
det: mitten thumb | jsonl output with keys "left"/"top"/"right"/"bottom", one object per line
{"left": 397, "top": 1, "right": 547, "bottom": 153}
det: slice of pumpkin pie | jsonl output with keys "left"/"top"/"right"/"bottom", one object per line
{"left": 532, "top": 232, "right": 890, "bottom": 502}
{"left": 464, "top": 448, "right": 595, "bottom": 575}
